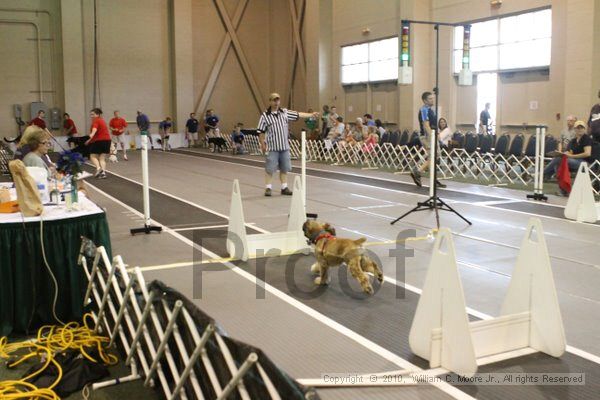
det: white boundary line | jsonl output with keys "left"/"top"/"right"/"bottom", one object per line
{"left": 172, "top": 224, "right": 229, "bottom": 232}
{"left": 91, "top": 161, "right": 600, "bottom": 367}
{"left": 163, "top": 150, "right": 593, "bottom": 226}
{"left": 86, "top": 183, "right": 475, "bottom": 400}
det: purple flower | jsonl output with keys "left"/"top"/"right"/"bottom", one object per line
{"left": 57, "top": 150, "right": 86, "bottom": 176}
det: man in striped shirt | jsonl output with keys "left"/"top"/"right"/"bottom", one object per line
{"left": 258, "top": 92, "right": 318, "bottom": 196}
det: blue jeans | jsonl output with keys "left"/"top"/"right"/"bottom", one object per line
{"left": 543, "top": 157, "right": 582, "bottom": 179}
{"left": 265, "top": 150, "right": 291, "bottom": 174}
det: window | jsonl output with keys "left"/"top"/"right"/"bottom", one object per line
{"left": 453, "top": 9, "right": 551, "bottom": 73}
{"left": 341, "top": 37, "right": 398, "bottom": 84}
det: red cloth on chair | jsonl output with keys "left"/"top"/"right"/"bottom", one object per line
{"left": 557, "top": 154, "right": 572, "bottom": 194}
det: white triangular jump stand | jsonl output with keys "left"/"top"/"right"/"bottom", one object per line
{"left": 409, "top": 218, "right": 565, "bottom": 377}
{"left": 226, "top": 176, "right": 308, "bottom": 261}
{"left": 564, "top": 162, "right": 599, "bottom": 223}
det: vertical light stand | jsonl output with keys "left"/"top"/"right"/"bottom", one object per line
{"left": 131, "top": 132, "right": 163, "bottom": 235}
{"left": 391, "top": 21, "right": 472, "bottom": 228}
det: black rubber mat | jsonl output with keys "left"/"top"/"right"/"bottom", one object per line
{"left": 86, "top": 165, "right": 600, "bottom": 399}
{"left": 83, "top": 166, "right": 261, "bottom": 236}
{"left": 492, "top": 201, "right": 566, "bottom": 219}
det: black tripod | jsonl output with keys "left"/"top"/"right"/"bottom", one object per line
{"left": 391, "top": 22, "right": 471, "bottom": 228}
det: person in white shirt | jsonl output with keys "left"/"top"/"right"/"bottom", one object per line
{"left": 438, "top": 117, "right": 452, "bottom": 149}
{"left": 375, "top": 119, "right": 386, "bottom": 137}
{"left": 327, "top": 116, "right": 345, "bottom": 142}
{"left": 559, "top": 115, "right": 577, "bottom": 152}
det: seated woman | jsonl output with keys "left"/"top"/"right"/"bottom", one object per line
{"left": 362, "top": 126, "right": 379, "bottom": 154}
{"left": 351, "top": 117, "right": 367, "bottom": 143}
{"left": 22, "top": 128, "right": 52, "bottom": 178}
{"left": 14, "top": 125, "right": 45, "bottom": 161}
{"left": 327, "top": 116, "right": 345, "bottom": 144}
{"left": 543, "top": 120, "right": 592, "bottom": 189}
{"left": 438, "top": 117, "right": 452, "bottom": 150}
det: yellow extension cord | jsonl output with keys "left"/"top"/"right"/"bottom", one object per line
{"left": 0, "top": 313, "right": 117, "bottom": 399}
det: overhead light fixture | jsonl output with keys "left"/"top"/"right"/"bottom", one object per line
{"left": 491, "top": 0, "right": 502, "bottom": 7}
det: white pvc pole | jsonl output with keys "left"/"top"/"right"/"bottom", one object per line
{"left": 141, "top": 134, "right": 151, "bottom": 226}
{"left": 534, "top": 126, "right": 541, "bottom": 194}
{"left": 429, "top": 129, "right": 436, "bottom": 197}
{"left": 539, "top": 127, "right": 546, "bottom": 194}
{"left": 301, "top": 130, "right": 306, "bottom": 209}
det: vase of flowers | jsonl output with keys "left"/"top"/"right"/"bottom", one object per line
{"left": 56, "top": 150, "right": 85, "bottom": 206}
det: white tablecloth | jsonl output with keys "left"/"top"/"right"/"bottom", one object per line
{"left": 0, "top": 183, "right": 103, "bottom": 224}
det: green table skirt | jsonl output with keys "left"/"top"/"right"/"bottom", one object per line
{"left": 0, "top": 212, "right": 111, "bottom": 336}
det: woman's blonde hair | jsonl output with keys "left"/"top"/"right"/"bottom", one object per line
{"left": 22, "top": 126, "right": 47, "bottom": 151}
{"left": 19, "top": 125, "right": 45, "bottom": 147}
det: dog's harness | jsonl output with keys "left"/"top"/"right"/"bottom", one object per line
{"left": 310, "top": 230, "right": 336, "bottom": 252}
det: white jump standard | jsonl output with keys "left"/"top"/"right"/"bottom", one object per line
{"left": 409, "top": 218, "right": 566, "bottom": 377}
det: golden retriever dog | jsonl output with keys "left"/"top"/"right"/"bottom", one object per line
{"left": 302, "top": 219, "right": 384, "bottom": 295}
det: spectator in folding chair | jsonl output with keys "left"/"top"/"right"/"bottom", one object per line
{"left": 362, "top": 126, "right": 379, "bottom": 160}
{"left": 375, "top": 119, "right": 386, "bottom": 137}
{"left": 363, "top": 113, "right": 376, "bottom": 127}
{"left": 544, "top": 120, "right": 593, "bottom": 194}
{"left": 22, "top": 128, "right": 54, "bottom": 178}
{"left": 327, "top": 116, "right": 345, "bottom": 143}
{"left": 559, "top": 115, "right": 577, "bottom": 152}
{"left": 231, "top": 123, "right": 247, "bottom": 155}
{"left": 349, "top": 117, "right": 367, "bottom": 143}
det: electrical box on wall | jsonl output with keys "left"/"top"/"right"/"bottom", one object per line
{"left": 50, "top": 108, "right": 61, "bottom": 130}
{"left": 399, "top": 66, "right": 413, "bottom": 85}
{"left": 458, "top": 69, "right": 473, "bottom": 86}
{"left": 30, "top": 102, "right": 47, "bottom": 119}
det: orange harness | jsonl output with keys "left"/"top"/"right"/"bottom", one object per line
{"left": 312, "top": 232, "right": 336, "bottom": 252}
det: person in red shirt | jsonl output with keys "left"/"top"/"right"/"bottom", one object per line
{"left": 29, "top": 110, "right": 47, "bottom": 129}
{"left": 85, "top": 108, "right": 111, "bottom": 178}
{"left": 63, "top": 113, "right": 78, "bottom": 138}
{"left": 109, "top": 110, "right": 129, "bottom": 160}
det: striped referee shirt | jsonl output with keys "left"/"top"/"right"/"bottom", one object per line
{"left": 257, "top": 107, "right": 299, "bottom": 151}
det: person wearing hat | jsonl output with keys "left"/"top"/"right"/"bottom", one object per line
{"left": 543, "top": 120, "right": 592, "bottom": 184}
{"left": 257, "top": 93, "right": 319, "bottom": 196}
